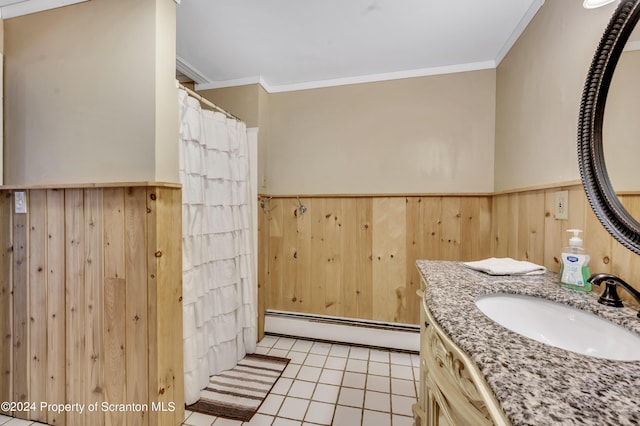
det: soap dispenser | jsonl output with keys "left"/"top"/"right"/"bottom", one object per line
{"left": 559, "top": 229, "right": 591, "bottom": 291}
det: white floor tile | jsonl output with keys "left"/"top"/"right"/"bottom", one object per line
{"left": 244, "top": 413, "right": 274, "bottom": 426}
{"left": 369, "top": 349, "right": 391, "bottom": 363}
{"left": 304, "top": 401, "right": 335, "bottom": 425}
{"left": 212, "top": 417, "right": 243, "bottom": 425}
{"left": 258, "top": 394, "right": 285, "bottom": 416}
{"left": 184, "top": 410, "right": 193, "bottom": 420}
{"left": 345, "top": 359, "right": 367, "bottom": 373}
{"left": 254, "top": 346, "right": 270, "bottom": 355}
{"left": 268, "top": 348, "right": 290, "bottom": 358}
{"left": 368, "top": 361, "right": 390, "bottom": 376}
{"left": 338, "top": 387, "right": 364, "bottom": 408}
{"left": 318, "top": 369, "right": 343, "bottom": 386}
{"left": 287, "top": 351, "right": 308, "bottom": 365}
{"left": 392, "top": 414, "right": 415, "bottom": 426}
{"left": 0, "top": 419, "right": 30, "bottom": 426}
{"left": 390, "top": 364, "right": 414, "bottom": 381}
{"left": 391, "top": 395, "right": 416, "bottom": 417}
{"left": 288, "top": 380, "right": 316, "bottom": 399}
{"left": 278, "top": 397, "right": 309, "bottom": 421}
{"left": 333, "top": 405, "right": 362, "bottom": 426}
{"left": 273, "top": 337, "right": 297, "bottom": 351}
{"left": 364, "top": 390, "right": 391, "bottom": 412}
{"left": 410, "top": 353, "right": 421, "bottom": 367}
{"left": 342, "top": 372, "right": 366, "bottom": 388}
{"left": 390, "top": 352, "right": 413, "bottom": 366}
{"left": 324, "top": 356, "right": 347, "bottom": 371}
{"left": 391, "top": 378, "right": 417, "bottom": 397}
{"left": 312, "top": 383, "right": 340, "bottom": 404}
{"left": 413, "top": 366, "right": 420, "bottom": 381}
{"left": 297, "top": 366, "right": 322, "bottom": 382}
{"left": 309, "top": 342, "right": 331, "bottom": 355}
{"left": 272, "top": 377, "right": 294, "bottom": 395}
{"left": 291, "top": 340, "right": 313, "bottom": 353}
{"left": 363, "top": 409, "right": 391, "bottom": 426}
{"left": 303, "top": 353, "right": 327, "bottom": 368}
{"left": 272, "top": 418, "right": 302, "bottom": 426}
{"left": 183, "top": 411, "right": 217, "bottom": 426}
{"left": 366, "top": 374, "right": 390, "bottom": 393}
{"left": 349, "top": 347, "right": 370, "bottom": 360}
{"left": 257, "top": 335, "right": 279, "bottom": 348}
{"left": 328, "top": 344, "right": 350, "bottom": 358}
{"left": 282, "top": 363, "right": 302, "bottom": 379}
{"left": 0, "top": 416, "right": 13, "bottom": 425}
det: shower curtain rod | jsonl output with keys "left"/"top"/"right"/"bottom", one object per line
{"left": 178, "top": 83, "right": 241, "bottom": 121}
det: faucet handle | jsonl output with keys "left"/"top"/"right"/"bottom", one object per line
{"left": 587, "top": 273, "right": 624, "bottom": 307}
{"left": 588, "top": 273, "right": 640, "bottom": 318}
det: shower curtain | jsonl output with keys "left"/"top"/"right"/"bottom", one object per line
{"left": 178, "top": 89, "right": 257, "bottom": 405}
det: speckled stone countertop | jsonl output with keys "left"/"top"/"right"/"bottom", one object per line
{"left": 416, "top": 260, "right": 640, "bottom": 426}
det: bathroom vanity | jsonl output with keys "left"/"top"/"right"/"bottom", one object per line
{"left": 412, "top": 260, "right": 640, "bottom": 426}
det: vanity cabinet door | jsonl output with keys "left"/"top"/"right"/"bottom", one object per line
{"left": 416, "top": 279, "right": 510, "bottom": 426}
{"left": 413, "top": 289, "right": 429, "bottom": 426}
{"left": 416, "top": 288, "right": 451, "bottom": 426}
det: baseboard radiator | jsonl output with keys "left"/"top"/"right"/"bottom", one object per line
{"left": 264, "top": 310, "right": 420, "bottom": 352}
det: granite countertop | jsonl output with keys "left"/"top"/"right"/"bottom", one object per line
{"left": 416, "top": 260, "right": 640, "bottom": 426}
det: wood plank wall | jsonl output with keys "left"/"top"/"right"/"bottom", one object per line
{"left": 0, "top": 186, "right": 184, "bottom": 426}
{"left": 258, "top": 196, "right": 492, "bottom": 326}
{"left": 491, "top": 184, "right": 640, "bottom": 306}
{"left": 259, "top": 187, "right": 640, "bottom": 327}
{"left": 3, "top": 183, "right": 639, "bottom": 424}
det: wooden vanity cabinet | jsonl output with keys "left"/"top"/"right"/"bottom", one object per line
{"left": 412, "top": 280, "right": 511, "bottom": 426}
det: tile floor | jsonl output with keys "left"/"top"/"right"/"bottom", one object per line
{"left": 0, "top": 334, "right": 420, "bottom": 426}
{"left": 183, "top": 335, "right": 420, "bottom": 426}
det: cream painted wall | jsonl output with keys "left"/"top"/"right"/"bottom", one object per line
{"left": 265, "top": 70, "right": 495, "bottom": 195}
{"left": 257, "top": 85, "right": 270, "bottom": 192}
{"left": 200, "top": 84, "right": 270, "bottom": 191}
{"left": 203, "top": 71, "right": 495, "bottom": 195}
{"left": 155, "top": 0, "right": 179, "bottom": 183}
{"left": 494, "top": 0, "right": 617, "bottom": 191}
{"left": 199, "top": 85, "right": 261, "bottom": 127}
{"left": 3, "top": 0, "right": 178, "bottom": 185}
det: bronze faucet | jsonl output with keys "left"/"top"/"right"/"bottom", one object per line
{"left": 588, "top": 273, "right": 640, "bottom": 318}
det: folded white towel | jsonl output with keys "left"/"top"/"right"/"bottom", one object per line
{"left": 463, "top": 257, "right": 547, "bottom": 276}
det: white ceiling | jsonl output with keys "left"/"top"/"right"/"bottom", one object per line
{"left": 176, "top": 0, "right": 544, "bottom": 92}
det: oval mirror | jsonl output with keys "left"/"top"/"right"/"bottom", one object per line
{"left": 578, "top": 0, "right": 640, "bottom": 254}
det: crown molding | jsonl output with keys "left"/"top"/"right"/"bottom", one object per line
{"left": 0, "top": 0, "right": 89, "bottom": 18}
{"left": 176, "top": 56, "right": 212, "bottom": 85}
{"left": 495, "top": 0, "right": 545, "bottom": 65}
{"left": 196, "top": 60, "right": 497, "bottom": 94}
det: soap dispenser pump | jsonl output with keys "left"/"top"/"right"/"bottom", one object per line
{"left": 559, "top": 229, "right": 591, "bottom": 291}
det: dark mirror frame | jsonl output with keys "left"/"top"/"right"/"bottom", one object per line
{"left": 578, "top": 0, "right": 640, "bottom": 255}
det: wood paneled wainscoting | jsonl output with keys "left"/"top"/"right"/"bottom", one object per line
{"left": 258, "top": 186, "right": 640, "bottom": 329}
{"left": 258, "top": 195, "right": 493, "bottom": 326}
{"left": 491, "top": 183, "right": 640, "bottom": 306}
{"left": 0, "top": 184, "right": 184, "bottom": 426}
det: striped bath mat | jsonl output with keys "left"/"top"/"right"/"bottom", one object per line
{"left": 186, "top": 354, "right": 290, "bottom": 421}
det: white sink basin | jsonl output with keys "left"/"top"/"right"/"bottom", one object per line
{"left": 475, "top": 293, "right": 640, "bottom": 361}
